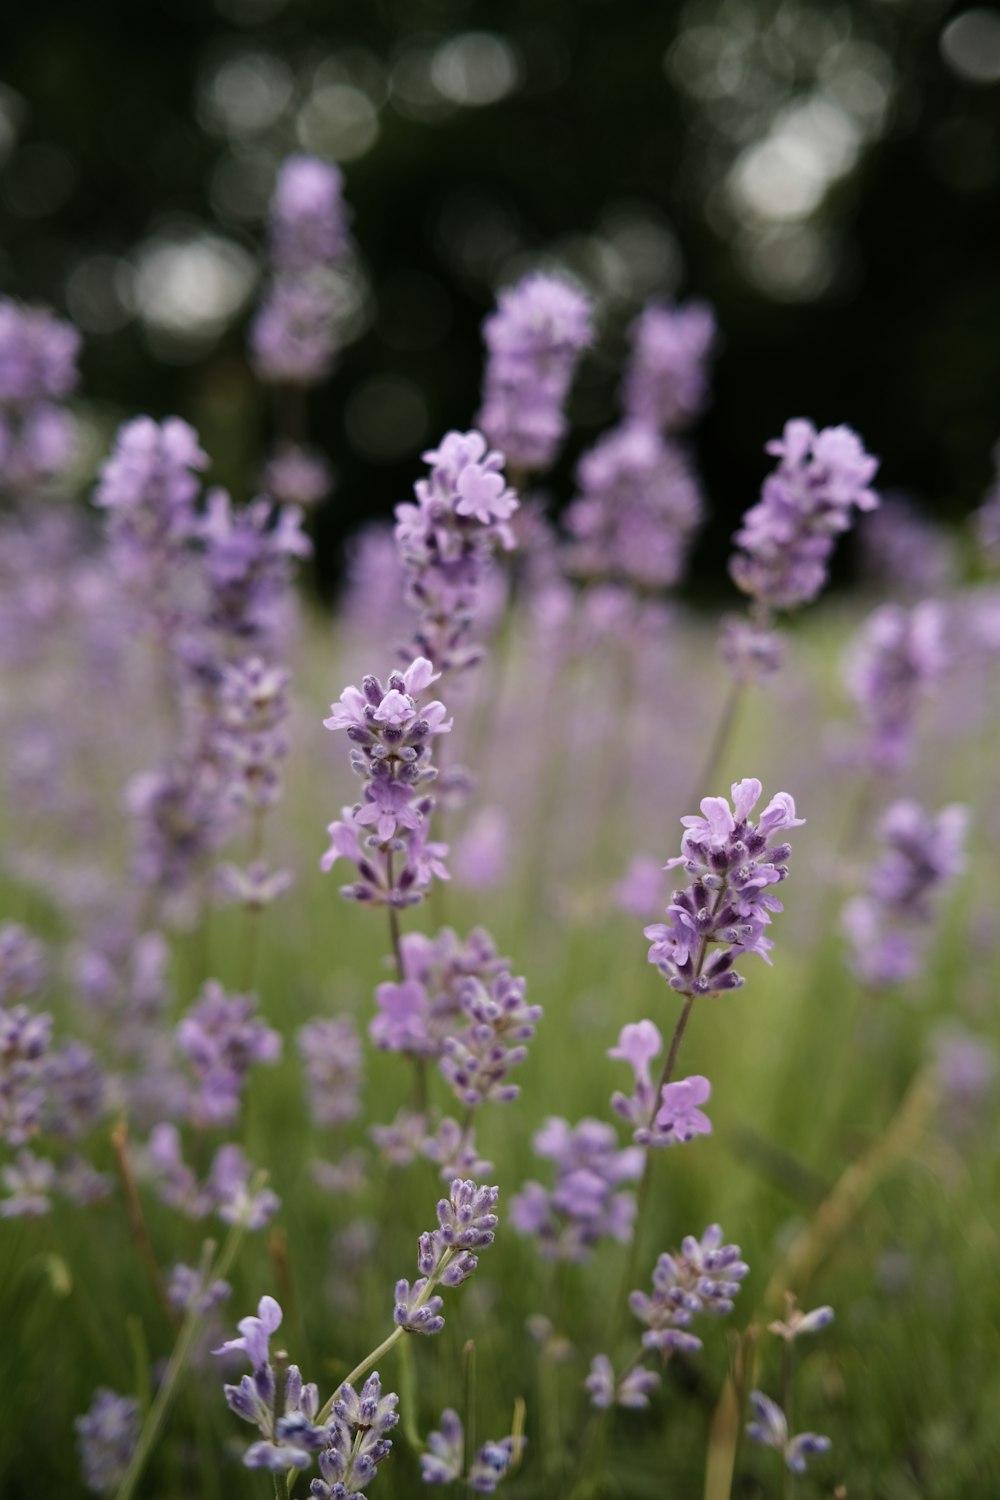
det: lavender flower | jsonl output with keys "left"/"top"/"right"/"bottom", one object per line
{"left": 322, "top": 657, "right": 451, "bottom": 906}
{"left": 311, "top": 1373, "right": 398, "bottom": 1498}
{"left": 0, "top": 1002, "right": 52, "bottom": 1144}
{"left": 217, "top": 1295, "right": 331, "bottom": 1471}
{"left": 844, "top": 600, "right": 947, "bottom": 772}
{"left": 251, "top": 278, "right": 340, "bottom": 385}
{"left": 650, "top": 1075, "right": 712, "bottom": 1145}
{"left": 621, "top": 300, "right": 716, "bottom": 433}
{"left": 564, "top": 424, "right": 704, "bottom": 590}
{"left": 859, "top": 495, "right": 955, "bottom": 597}
{"left": 842, "top": 800, "right": 967, "bottom": 987}
{"left": 718, "top": 614, "right": 786, "bottom": 684}
{"left": 394, "top": 1179, "right": 499, "bottom": 1332}
{"left": 176, "top": 981, "right": 281, "bottom": 1127}
{"left": 394, "top": 431, "right": 519, "bottom": 673}
{"left": 0, "top": 924, "right": 47, "bottom": 1003}
{"left": 768, "top": 1301, "right": 834, "bottom": 1341}
{"left": 645, "top": 778, "right": 804, "bottom": 997}
{"left": 584, "top": 1354, "right": 661, "bottom": 1411}
{"left": 0, "top": 1148, "right": 55, "bottom": 1216}
{"left": 438, "top": 971, "right": 542, "bottom": 1106}
{"left": 511, "top": 1117, "right": 643, "bottom": 1261}
{"left": 267, "top": 155, "right": 350, "bottom": 272}
{"left": 75, "top": 1388, "right": 140, "bottom": 1495}
{"left": 0, "top": 298, "right": 81, "bottom": 496}
{"left": 730, "top": 419, "right": 879, "bottom": 611}
{"left": 478, "top": 272, "right": 593, "bottom": 473}
{"left": 629, "top": 1225, "right": 749, "bottom": 1354}
{"left": 263, "top": 443, "right": 333, "bottom": 507}
{"left": 746, "top": 1391, "right": 831, "bottom": 1474}
{"left": 168, "top": 1262, "right": 232, "bottom": 1315}
{"left": 421, "top": 1409, "right": 519, "bottom": 1492}
{"left": 298, "top": 1015, "right": 363, "bottom": 1127}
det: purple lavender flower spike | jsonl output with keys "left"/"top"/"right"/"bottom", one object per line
{"left": 209, "top": 1143, "right": 280, "bottom": 1229}
{"left": 730, "top": 419, "right": 879, "bottom": 611}
{"left": 421, "top": 1408, "right": 465, "bottom": 1484}
{"left": 268, "top": 155, "right": 350, "bottom": 272}
{"left": 263, "top": 442, "right": 333, "bottom": 507}
{"left": 932, "top": 1026, "right": 998, "bottom": 1134}
{"left": 478, "top": 272, "right": 593, "bottom": 474}
{"left": 0, "top": 298, "right": 81, "bottom": 496}
{"left": 629, "top": 1225, "right": 748, "bottom": 1354}
{"left": 646, "top": 778, "right": 804, "bottom": 997}
{"left": 322, "top": 657, "right": 453, "bottom": 906}
{"left": 0, "top": 924, "right": 47, "bottom": 1003}
{"left": 438, "top": 971, "right": 542, "bottom": 1107}
{"left": 298, "top": 1016, "right": 363, "bottom": 1127}
{"left": 176, "top": 981, "right": 281, "bottom": 1128}
{"left": 394, "top": 431, "right": 519, "bottom": 674}
{"left": 844, "top": 600, "right": 947, "bottom": 772}
{"left": 75, "top": 1388, "right": 140, "bottom": 1495}
{"left": 511, "top": 1117, "right": 643, "bottom": 1261}
{"left": 0, "top": 1149, "right": 56, "bottom": 1217}
{"left": 718, "top": 614, "right": 786, "bottom": 684}
{"left": 421, "top": 1409, "right": 518, "bottom": 1492}
{"left": 621, "top": 300, "right": 717, "bottom": 433}
{"left": 394, "top": 1276, "right": 446, "bottom": 1334}
{"left": 395, "top": 1178, "right": 500, "bottom": 1328}
{"left": 565, "top": 423, "right": 704, "bottom": 590}
{"left": 843, "top": 800, "right": 967, "bottom": 987}
{"left": 168, "top": 1262, "right": 232, "bottom": 1316}
{"left": 584, "top": 1354, "right": 660, "bottom": 1411}
{"left": 218, "top": 1295, "right": 332, "bottom": 1473}
{"left": 746, "top": 1391, "right": 831, "bottom": 1474}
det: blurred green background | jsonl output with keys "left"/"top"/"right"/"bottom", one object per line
{"left": 2, "top": 0, "right": 999, "bottom": 585}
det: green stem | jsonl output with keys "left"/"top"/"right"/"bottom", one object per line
{"left": 612, "top": 993, "right": 696, "bottom": 1341}
{"left": 783, "top": 1340, "right": 794, "bottom": 1500}
{"left": 114, "top": 1227, "right": 245, "bottom": 1500}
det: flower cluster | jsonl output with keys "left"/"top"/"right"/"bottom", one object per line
{"left": 645, "top": 779, "right": 804, "bottom": 997}
{"left": 844, "top": 600, "right": 947, "bottom": 771}
{"left": 628, "top": 1225, "right": 749, "bottom": 1355}
{"left": 75, "top": 1388, "right": 140, "bottom": 1496}
{"left": 251, "top": 153, "right": 350, "bottom": 392}
{"left": 0, "top": 297, "right": 81, "bottom": 497}
{"left": 394, "top": 1179, "right": 499, "bottom": 1333}
{"left": 0, "top": 925, "right": 107, "bottom": 1217}
{"left": 217, "top": 1295, "right": 332, "bottom": 1471}
{"left": 564, "top": 424, "right": 704, "bottom": 590}
{"left": 175, "top": 981, "right": 282, "bottom": 1127}
{"left": 310, "top": 1374, "right": 399, "bottom": 1498}
{"left": 842, "top": 800, "right": 968, "bottom": 986}
{"left": 321, "top": 657, "right": 451, "bottom": 906}
{"left": 297, "top": 1015, "right": 363, "bottom": 1128}
{"left": 746, "top": 1392, "right": 831, "bottom": 1474}
{"left": 371, "top": 955, "right": 540, "bottom": 1108}
{"left": 143, "top": 1124, "right": 279, "bottom": 1228}
{"left": 394, "top": 431, "right": 519, "bottom": 674}
{"left": 584, "top": 1355, "right": 661, "bottom": 1411}
{"left": 477, "top": 272, "right": 593, "bottom": 474}
{"left": 621, "top": 300, "right": 717, "bottom": 434}
{"left": 730, "top": 419, "right": 880, "bottom": 611}
{"left": 510, "top": 1117, "right": 643, "bottom": 1261}
{"left": 609, "top": 1020, "right": 712, "bottom": 1146}
{"left": 93, "top": 415, "right": 208, "bottom": 614}
{"left": 421, "top": 1408, "right": 520, "bottom": 1492}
